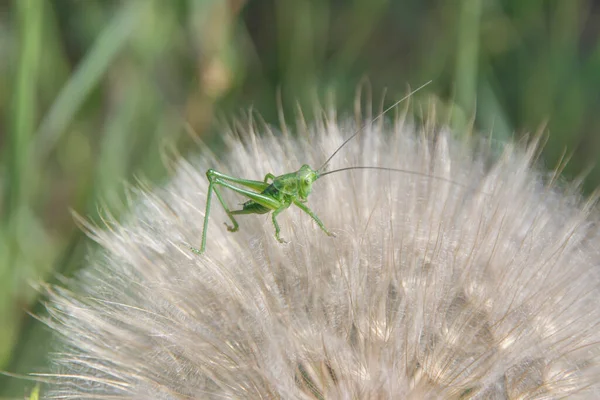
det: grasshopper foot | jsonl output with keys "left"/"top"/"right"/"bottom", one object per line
{"left": 189, "top": 246, "right": 203, "bottom": 255}
{"left": 275, "top": 233, "right": 288, "bottom": 244}
{"left": 225, "top": 223, "right": 239, "bottom": 232}
{"left": 326, "top": 231, "right": 337, "bottom": 238}
{"left": 182, "top": 242, "right": 204, "bottom": 255}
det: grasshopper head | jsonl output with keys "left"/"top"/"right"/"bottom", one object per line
{"left": 297, "top": 164, "right": 319, "bottom": 200}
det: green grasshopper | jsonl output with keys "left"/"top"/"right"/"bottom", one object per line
{"left": 195, "top": 81, "right": 460, "bottom": 254}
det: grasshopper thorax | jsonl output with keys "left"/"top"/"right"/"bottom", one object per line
{"left": 297, "top": 164, "right": 319, "bottom": 200}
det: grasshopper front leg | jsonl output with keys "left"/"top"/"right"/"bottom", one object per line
{"left": 293, "top": 198, "right": 336, "bottom": 237}
{"left": 272, "top": 200, "right": 292, "bottom": 243}
{"left": 264, "top": 173, "right": 276, "bottom": 183}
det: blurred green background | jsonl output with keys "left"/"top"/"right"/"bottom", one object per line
{"left": 2, "top": 0, "right": 600, "bottom": 397}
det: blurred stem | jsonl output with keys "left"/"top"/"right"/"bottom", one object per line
{"left": 478, "top": 78, "right": 512, "bottom": 142}
{"left": 1, "top": 0, "right": 43, "bottom": 370}
{"left": 5, "top": 0, "right": 42, "bottom": 222}
{"left": 332, "top": 0, "right": 388, "bottom": 70}
{"left": 453, "top": 0, "right": 482, "bottom": 130}
{"left": 35, "top": 0, "right": 147, "bottom": 162}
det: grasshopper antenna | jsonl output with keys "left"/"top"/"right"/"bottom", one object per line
{"left": 316, "top": 80, "right": 432, "bottom": 174}
{"left": 319, "top": 166, "right": 470, "bottom": 188}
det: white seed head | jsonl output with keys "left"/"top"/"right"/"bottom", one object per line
{"left": 42, "top": 114, "right": 600, "bottom": 399}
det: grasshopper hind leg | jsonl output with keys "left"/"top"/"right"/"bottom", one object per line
{"left": 199, "top": 182, "right": 241, "bottom": 254}
{"left": 212, "top": 185, "right": 240, "bottom": 232}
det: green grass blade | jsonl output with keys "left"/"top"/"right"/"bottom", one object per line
{"left": 453, "top": 0, "right": 482, "bottom": 131}
{"left": 35, "top": 0, "right": 149, "bottom": 161}
{"left": 4, "top": 0, "right": 42, "bottom": 220}
{"left": 1, "top": 0, "right": 43, "bottom": 371}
